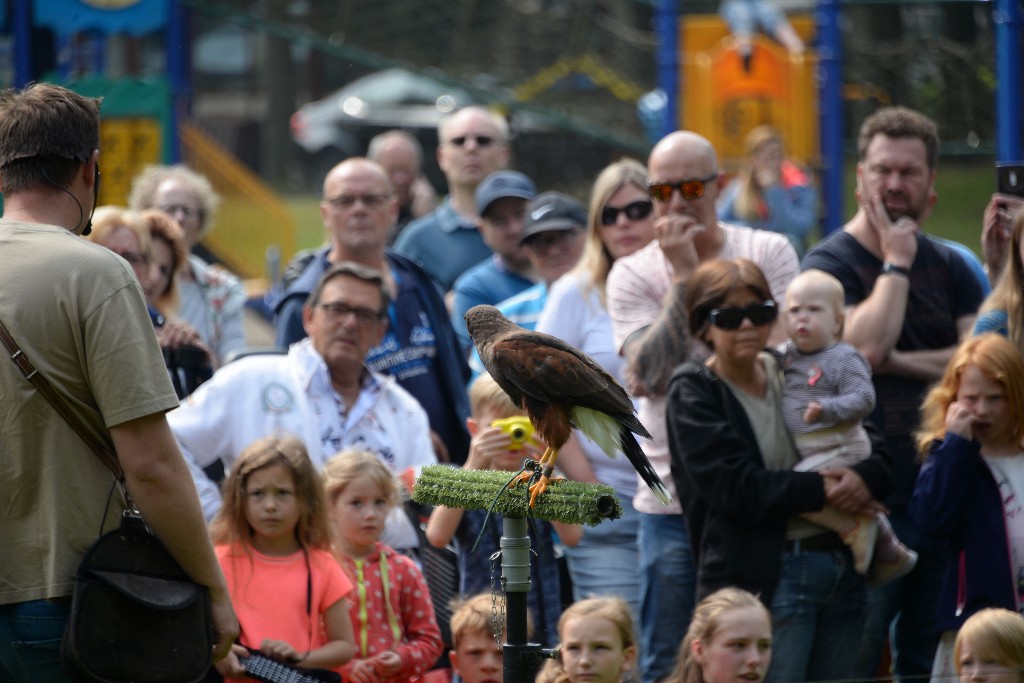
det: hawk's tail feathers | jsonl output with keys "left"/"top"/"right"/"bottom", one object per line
{"left": 620, "top": 426, "right": 673, "bottom": 505}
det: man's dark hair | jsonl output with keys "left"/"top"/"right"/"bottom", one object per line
{"left": 305, "top": 261, "right": 391, "bottom": 315}
{"left": 857, "top": 106, "right": 939, "bottom": 170}
{"left": 0, "top": 83, "right": 101, "bottom": 194}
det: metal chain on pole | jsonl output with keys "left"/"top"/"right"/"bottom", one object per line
{"left": 489, "top": 550, "right": 506, "bottom": 646}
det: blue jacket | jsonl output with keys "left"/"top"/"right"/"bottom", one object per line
{"left": 909, "top": 434, "right": 1018, "bottom": 632}
{"left": 273, "top": 248, "right": 472, "bottom": 463}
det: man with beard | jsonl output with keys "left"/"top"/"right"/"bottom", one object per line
{"left": 802, "top": 106, "right": 984, "bottom": 680}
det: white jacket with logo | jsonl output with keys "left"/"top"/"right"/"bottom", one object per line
{"left": 168, "top": 339, "right": 436, "bottom": 531}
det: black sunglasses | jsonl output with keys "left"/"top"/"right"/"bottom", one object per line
{"left": 448, "top": 135, "right": 495, "bottom": 147}
{"left": 601, "top": 199, "right": 653, "bottom": 226}
{"left": 708, "top": 301, "right": 778, "bottom": 330}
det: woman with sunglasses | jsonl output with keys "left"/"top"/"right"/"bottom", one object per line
{"left": 534, "top": 158, "right": 656, "bottom": 616}
{"left": 664, "top": 258, "right": 893, "bottom": 683}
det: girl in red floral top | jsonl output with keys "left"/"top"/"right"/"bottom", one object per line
{"left": 325, "top": 450, "right": 444, "bottom": 683}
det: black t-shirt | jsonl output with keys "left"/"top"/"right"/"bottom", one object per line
{"left": 802, "top": 231, "right": 983, "bottom": 507}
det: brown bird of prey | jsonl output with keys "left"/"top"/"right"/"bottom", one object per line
{"left": 465, "top": 304, "right": 672, "bottom": 507}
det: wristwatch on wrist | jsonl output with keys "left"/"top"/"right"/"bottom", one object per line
{"left": 882, "top": 262, "right": 911, "bottom": 278}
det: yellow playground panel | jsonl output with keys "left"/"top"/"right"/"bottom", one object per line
{"left": 679, "top": 14, "right": 818, "bottom": 171}
{"left": 95, "top": 116, "right": 295, "bottom": 283}
{"left": 98, "top": 118, "right": 162, "bottom": 207}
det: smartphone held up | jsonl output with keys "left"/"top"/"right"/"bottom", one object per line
{"left": 997, "top": 162, "right": 1024, "bottom": 198}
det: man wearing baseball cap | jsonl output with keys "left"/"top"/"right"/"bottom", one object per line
{"left": 467, "top": 191, "right": 586, "bottom": 378}
{"left": 451, "top": 170, "right": 539, "bottom": 353}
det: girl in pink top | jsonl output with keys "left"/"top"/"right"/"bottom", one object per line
{"left": 210, "top": 435, "right": 356, "bottom": 681}
{"left": 324, "top": 450, "right": 445, "bottom": 683}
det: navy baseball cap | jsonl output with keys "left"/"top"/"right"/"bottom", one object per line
{"left": 475, "top": 171, "right": 537, "bottom": 217}
{"left": 520, "top": 192, "right": 587, "bottom": 244}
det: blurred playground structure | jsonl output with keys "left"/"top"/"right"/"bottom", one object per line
{"left": 0, "top": 0, "right": 1019, "bottom": 280}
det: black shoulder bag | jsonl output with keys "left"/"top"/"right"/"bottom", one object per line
{"left": 0, "top": 319, "right": 214, "bottom": 683}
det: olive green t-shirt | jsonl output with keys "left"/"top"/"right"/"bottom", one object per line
{"left": 0, "top": 221, "right": 179, "bottom": 604}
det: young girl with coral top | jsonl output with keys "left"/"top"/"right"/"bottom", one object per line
{"left": 910, "top": 333, "right": 1024, "bottom": 680}
{"left": 324, "top": 450, "right": 444, "bottom": 683}
{"left": 210, "top": 435, "right": 356, "bottom": 681}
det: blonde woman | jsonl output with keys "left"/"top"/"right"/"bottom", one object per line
{"left": 534, "top": 158, "right": 656, "bottom": 618}
{"left": 975, "top": 210, "right": 1024, "bottom": 353}
{"left": 717, "top": 126, "right": 817, "bottom": 255}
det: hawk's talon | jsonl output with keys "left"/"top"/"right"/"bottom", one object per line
{"left": 506, "top": 467, "right": 564, "bottom": 507}
{"left": 526, "top": 473, "right": 564, "bottom": 508}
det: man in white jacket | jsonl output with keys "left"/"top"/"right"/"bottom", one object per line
{"left": 168, "top": 262, "right": 436, "bottom": 545}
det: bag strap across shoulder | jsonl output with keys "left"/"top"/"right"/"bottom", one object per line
{"left": 0, "top": 317, "right": 127, "bottom": 483}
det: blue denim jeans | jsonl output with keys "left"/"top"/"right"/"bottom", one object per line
{"left": 0, "top": 599, "right": 71, "bottom": 683}
{"left": 565, "top": 496, "right": 641, "bottom": 617}
{"left": 855, "top": 508, "right": 942, "bottom": 679}
{"left": 765, "top": 544, "right": 867, "bottom": 683}
{"left": 637, "top": 512, "right": 696, "bottom": 683}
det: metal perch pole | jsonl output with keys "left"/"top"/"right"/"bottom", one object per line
{"left": 412, "top": 464, "right": 621, "bottom": 683}
{"left": 500, "top": 516, "right": 540, "bottom": 682}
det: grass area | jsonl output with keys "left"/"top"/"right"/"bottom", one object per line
{"left": 282, "top": 194, "right": 329, "bottom": 252}
{"left": 281, "top": 157, "right": 998, "bottom": 258}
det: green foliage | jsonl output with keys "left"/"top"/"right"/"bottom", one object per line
{"left": 412, "top": 465, "right": 622, "bottom": 527}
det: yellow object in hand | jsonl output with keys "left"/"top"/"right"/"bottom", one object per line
{"left": 490, "top": 416, "right": 535, "bottom": 450}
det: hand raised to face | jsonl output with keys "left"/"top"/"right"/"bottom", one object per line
{"left": 657, "top": 213, "right": 705, "bottom": 284}
{"left": 864, "top": 193, "right": 919, "bottom": 268}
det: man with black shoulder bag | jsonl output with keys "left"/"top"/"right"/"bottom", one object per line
{"left": 0, "top": 83, "right": 238, "bottom": 683}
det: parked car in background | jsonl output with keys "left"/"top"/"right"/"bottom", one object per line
{"left": 290, "top": 67, "right": 474, "bottom": 190}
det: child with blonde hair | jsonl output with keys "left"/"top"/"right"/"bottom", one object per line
{"left": 209, "top": 435, "right": 355, "bottom": 681}
{"left": 425, "top": 374, "right": 581, "bottom": 647}
{"left": 537, "top": 597, "right": 638, "bottom": 683}
{"left": 910, "top": 334, "right": 1024, "bottom": 680}
{"left": 782, "top": 269, "right": 916, "bottom": 581}
{"left": 664, "top": 588, "right": 771, "bottom": 683}
{"left": 446, "top": 592, "right": 534, "bottom": 683}
{"left": 324, "top": 450, "right": 444, "bottom": 683}
{"left": 954, "top": 608, "right": 1024, "bottom": 683}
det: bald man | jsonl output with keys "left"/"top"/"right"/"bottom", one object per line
{"left": 393, "top": 107, "right": 511, "bottom": 292}
{"left": 366, "top": 130, "right": 437, "bottom": 243}
{"left": 606, "top": 130, "right": 800, "bottom": 682}
{"left": 274, "top": 158, "right": 471, "bottom": 465}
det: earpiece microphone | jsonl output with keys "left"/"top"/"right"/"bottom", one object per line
{"left": 40, "top": 163, "right": 98, "bottom": 236}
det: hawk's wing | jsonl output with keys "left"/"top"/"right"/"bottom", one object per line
{"left": 489, "top": 328, "right": 636, "bottom": 418}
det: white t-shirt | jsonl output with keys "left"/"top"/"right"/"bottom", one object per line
{"left": 983, "top": 452, "right": 1024, "bottom": 611}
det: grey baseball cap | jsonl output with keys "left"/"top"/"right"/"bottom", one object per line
{"left": 519, "top": 192, "right": 587, "bottom": 244}
{"left": 475, "top": 171, "right": 537, "bottom": 217}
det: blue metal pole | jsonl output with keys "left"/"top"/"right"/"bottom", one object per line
{"left": 816, "top": 0, "right": 844, "bottom": 234}
{"left": 12, "top": 0, "right": 31, "bottom": 87}
{"left": 654, "top": 0, "right": 679, "bottom": 137}
{"left": 166, "top": 0, "right": 189, "bottom": 163}
{"left": 995, "top": 0, "right": 1022, "bottom": 162}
